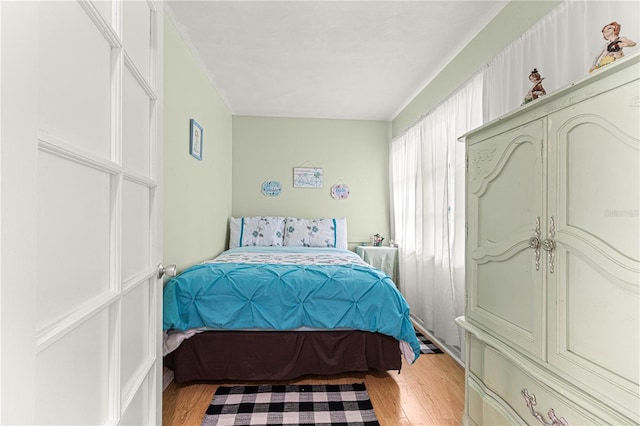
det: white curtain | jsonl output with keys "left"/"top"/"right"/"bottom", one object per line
{"left": 390, "top": 72, "right": 483, "bottom": 357}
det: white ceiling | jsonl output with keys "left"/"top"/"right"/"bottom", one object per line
{"left": 166, "top": 1, "right": 508, "bottom": 121}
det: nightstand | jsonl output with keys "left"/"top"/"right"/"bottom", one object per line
{"left": 355, "top": 246, "right": 398, "bottom": 283}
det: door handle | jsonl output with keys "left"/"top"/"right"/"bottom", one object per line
{"left": 157, "top": 263, "right": 177, "bottom": 279}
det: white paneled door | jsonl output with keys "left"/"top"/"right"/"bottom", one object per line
{"left": 0, "top": 1, "right": 163, "bottom": 424}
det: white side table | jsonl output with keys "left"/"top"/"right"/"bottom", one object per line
{"left": 355, "top": 246, "right": 398, "bottom": 284}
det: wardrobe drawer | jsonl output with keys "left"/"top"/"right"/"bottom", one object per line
{"left": 482, "top": 346, "right": 603, "bottom": 425}
{"left": 467, "top": 375, "right": 522, "bottom": 425}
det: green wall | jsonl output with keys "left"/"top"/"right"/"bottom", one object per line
{"left": 392, "top": 0, "right": 561, "bottom": 137}
{"left": 162, "top": 1, "right": 562, "bottom": 266}
{"left": 163, "top": 15, "right": 233, "bottom": 272}
{"left": 232, "top": 116, "right": 391, "bottom": 249}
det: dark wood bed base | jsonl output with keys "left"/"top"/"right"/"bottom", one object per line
{"left": 164, "top": 330, "right": 402, "bottom": 383}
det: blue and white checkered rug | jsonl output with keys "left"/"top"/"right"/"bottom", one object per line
{"left": 201, "top": 383, "right": 379, "bottom": 425}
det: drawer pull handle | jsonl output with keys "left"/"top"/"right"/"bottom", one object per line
{"left": 521, "top": 389, "right": 569, "bottom": 426}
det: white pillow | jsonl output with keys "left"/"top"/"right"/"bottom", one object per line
{"left": 228, "top": 216, "right": 285, "bottom": 248}
{"left": 283, "top": 217, "right": 348, "bottom": 249}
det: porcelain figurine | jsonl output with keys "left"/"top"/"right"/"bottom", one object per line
{"left": 590, "top": 21, "right": 636, "bottom": 72}
{"left": 522, "top": 68, "right": 546, "bottom": 105}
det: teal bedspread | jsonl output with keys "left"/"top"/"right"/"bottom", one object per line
{"left": 163, "top": 247, "right": 420, "bottom": 363}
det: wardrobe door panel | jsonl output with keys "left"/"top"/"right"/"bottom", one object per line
{"left": 547, "top": 76, "right": 640, "bottom": 422}
{"left": 466, "top": 120, "right": 545, "bottom": 358}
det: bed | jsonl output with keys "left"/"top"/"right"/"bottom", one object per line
{"left": 162, "top": 217, "right": 421, "bottom": 383}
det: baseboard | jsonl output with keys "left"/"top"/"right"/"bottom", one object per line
{"left": 412, "top": 320, "right": 464, "bottom": 367}
{"left": 163, "top": 367, "right": 174, "bottom": 391}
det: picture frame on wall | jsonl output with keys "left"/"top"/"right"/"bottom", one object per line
{"left": 189, "top": 119, "right": 203, "bottom": 160}
{"left": 293, "top": 167, "right": 323, "bottom": 188}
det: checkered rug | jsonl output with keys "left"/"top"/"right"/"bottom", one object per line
{"left": 415, "top": 329, "right": 443, "bottom": 354}
{"left": 201, "top": 383, "right": 379, "bottom": 425}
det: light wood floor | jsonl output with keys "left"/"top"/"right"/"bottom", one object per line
{"left": 162, "top": 352, "right": 465, "bottom": 425}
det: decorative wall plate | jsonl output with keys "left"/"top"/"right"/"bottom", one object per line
{"left": 331, "top": 183, "right": 350, "bottom": 200}
{"left": 262, "top": 180, "right": 282, "bottom": 197}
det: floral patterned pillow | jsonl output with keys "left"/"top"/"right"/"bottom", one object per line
{"left": 229, "top": 217, "right": 285, "bottom": 248}
{"left": 283, "top": 217, "right": 347, "bottom": 249}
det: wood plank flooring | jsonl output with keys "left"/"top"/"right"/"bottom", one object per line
{"left": 162, "top": 352, "right": 464, "bottom": 425}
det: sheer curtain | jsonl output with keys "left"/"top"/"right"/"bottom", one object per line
{"left": 390, "top": 73, "right": 483, "bottom": 361}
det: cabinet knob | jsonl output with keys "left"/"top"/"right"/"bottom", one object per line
{"left": 541, "top": 238, "right": 555, "bottom": 252}
{"left": 529, "top": 237, "right": 541, "bottom": 249}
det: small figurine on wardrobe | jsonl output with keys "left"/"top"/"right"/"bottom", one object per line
{"left": 522, "top": 68, "right": 546, "bottom": 105}
{"left": 590, "top": 21, "right": 636, "bottom": 72}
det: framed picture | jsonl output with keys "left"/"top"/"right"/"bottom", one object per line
{"left": 293, "top": 167, "right": 323, "bottom": 188}
{"left": 189, "top": 119, "right": 203, "bottom": 160}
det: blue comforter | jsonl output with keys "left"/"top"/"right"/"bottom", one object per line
{"left": 163, "top": 247, "right": 420, "bottom": 363}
